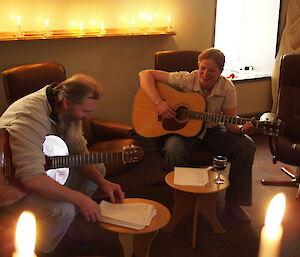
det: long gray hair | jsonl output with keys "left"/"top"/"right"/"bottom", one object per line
{"left": 53, "top": 73, "right": 104, "bottom": 104}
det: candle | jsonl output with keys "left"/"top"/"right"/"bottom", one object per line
{"left": 167, "top": 14, "right": 171, "bottom": 24}
{"left": 99, "top": 21, "right": 106, "bottom": 35}
{"left": 149, "top": 14, "right": 153, "bottom": 25}
{"left": 79, "top": 22, "right": 84, "bottom": 34}
{"left": 43, "top": 19, "right": 52, "bottom": 38}
{"left": 17, "top": 16, "right": 21, "bottom": 32}
{"left": 13, "top": 211, "right": 37, "bottom": 257}
{"left": 45, "top": 19, "right": 49, "bottom": 29}
{"left": 258, "top": 193, "right": 286, "bottom": 257}
{"left": 131, "top": 17, "right": 135, "bottom": 27}
{"left": 167, "top": 14, "right": 172, "bottom": 32}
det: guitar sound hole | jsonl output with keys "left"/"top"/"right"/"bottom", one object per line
{"left": 176, "top": 106, "right": 188, "bottom": 121}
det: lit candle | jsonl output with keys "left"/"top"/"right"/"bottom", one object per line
{"left": 45, "top": 19, "right": 49, "bottom": 30}
{"left": 167, "top": 14, "right": 172, "bottom": 32}
{"left": 149, "top": 14, "right": 153, "bottom": 25}
{"left": 43, "top": 18, "right": 53, "bottom": 38}
{"left": 258, "top": 193, "right": 286, "bottom": 257}
{"left": 99, "top": 21, "right": 106, "bottom": 35}
{"left": 167, "top": 14, "right": 171, "bottom": 24}
{"left": 13, "top": 211, "right": 37, "bottom": 257}
{"left": 131, "top": 17, "right": 135, "bottom": 27}
{"left": 128, "top": 17, "right": 136, "bottom": 34}
{"left": 17, "top": 16, "right": 21, "bottom": 32}
{"left": 79, "top": 22, "right": 84, "bottom": 34}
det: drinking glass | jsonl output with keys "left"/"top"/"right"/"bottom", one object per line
{"left": 213, "top": 156, "right": 227, "bottom": 184}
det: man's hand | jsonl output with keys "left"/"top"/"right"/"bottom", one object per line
{"left": 157, "top": 100, "right": 176, "bottom": 119}
{"left": 77, "top": 194, "right": 102, "bottom": 222}
{"left": 241, "top": 118, "right": 256, "bottom": 134}
{"left": 99, "top": 179, "right": 125, "bottom": 203}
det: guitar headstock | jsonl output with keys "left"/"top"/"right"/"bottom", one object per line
{"left": 121, "top": 145, "right": 144, "bottom": 164}
{"left": 258, "top": 118, "right": 285, "bottom": 136}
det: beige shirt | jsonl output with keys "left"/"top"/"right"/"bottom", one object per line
{"left": 168, "top": 70, "right": 237, "bottom": 137}
{"left": 0, "top": 86, "right": 88, "bottom": 182}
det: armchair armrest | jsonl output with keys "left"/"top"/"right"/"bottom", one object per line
{"left": 82, "top": 118, "right": 135, "bottom": 146}
{"left": 90, "top": 118, "right": 134, "bottom": 139}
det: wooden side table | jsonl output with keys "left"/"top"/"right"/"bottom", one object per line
{"left": 99, "top": 198, "right": 170, "bottom": 257}
{"left": 164, "top": 170, "right": 229, "bottom": 248}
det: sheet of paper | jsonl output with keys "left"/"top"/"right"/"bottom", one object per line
{"left": 99, "top": 200, "right": 157, "bottom": 230}
{"left": 174, "top": 167, "right": 210, "bottom": 186}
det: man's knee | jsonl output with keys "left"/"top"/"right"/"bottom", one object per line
{"left": 238, "top": 136, "right": 256, "bottom": 159}
{"left": 49, "top": 202, "right": 76, "bottom": 222}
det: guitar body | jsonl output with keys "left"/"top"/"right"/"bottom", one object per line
{"left": 132, "top": 82, "right": 206, "bottom": 137}
{"left": 0, "top": 129, "right": 28, "bottom": 206}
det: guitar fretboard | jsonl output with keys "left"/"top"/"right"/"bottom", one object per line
{"left": 48, "top": 152, "right": 122, "bottom": 169}
{"left": 189, "top": 111, "right": 260, "bottom": 127}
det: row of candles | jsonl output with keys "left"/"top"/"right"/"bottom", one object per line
{"left": 12, "top": 14, "right": 173, "bottom": 39}
{"left": 13, "top": 193, "right": 286, "bottom": 257}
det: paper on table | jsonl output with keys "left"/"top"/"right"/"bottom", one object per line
{"left": 174, "top": 167, "right": 210, "bottom": 186}
{"left": 99, "top": 200, "right": 157, "bottom": 230}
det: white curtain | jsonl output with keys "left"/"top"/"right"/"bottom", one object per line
{"left": 271, "top": 0, "right": 300, "bottom": 112}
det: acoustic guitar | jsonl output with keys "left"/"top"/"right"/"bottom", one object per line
{"left": 132, "top": 82, "right": 284, "bottom": 138}
{"left": 0, "top": 129, "right": 144, "bottom": 206}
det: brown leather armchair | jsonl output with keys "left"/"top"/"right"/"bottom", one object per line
{"left": 260, "top": 54, "right": 300, "bottom": 200}
{"left": 154, "top": 50, "right": 215, "bottom": 166}
{"left": 0, "top": 62, "right": 138, "bottom": 177}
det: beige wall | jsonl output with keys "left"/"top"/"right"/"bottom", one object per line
{"left": 0, "top": 0, "right": 216, "bottom": 124}
{"left": 0, "top": 0, "right": 273, "bottom": 124}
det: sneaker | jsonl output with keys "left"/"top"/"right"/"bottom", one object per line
{"left": 225, "top": 202, "right": 251, "bottom": 223}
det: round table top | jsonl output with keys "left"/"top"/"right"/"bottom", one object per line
{"left": 98, "top": 198, "right": 170, "bottom": 235}
{"left": 165, "top": 170, "right": 229, "bottom": 194}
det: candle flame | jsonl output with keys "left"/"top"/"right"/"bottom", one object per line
{"left": 265, "top": 193, "right": 286, "bottom": 228}
{"left": 17, "top": 16, "right": 21, "bottom": 25}
{"left": 15, "top": 211, "right": 36, "bottom": 257}
{"left": 100, "top": 21, "right": 105, "bottom": 30}
{"left": 167, "top": 14, "right": 171, "bottom": 23}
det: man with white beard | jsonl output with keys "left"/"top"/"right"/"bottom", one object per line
{"left": 0, "top": 74, "right": 124, "bottom": 256}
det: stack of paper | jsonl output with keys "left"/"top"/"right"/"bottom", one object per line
{"left": 99, "top": 200, "right": 157, "bottom": 230}
{"left": 174, "top": 167, "right": 211, "bottom": 186}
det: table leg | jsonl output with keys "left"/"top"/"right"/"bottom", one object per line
{"left": 163, "top": 189, "right": 195, "bottom": 232}
{"left": 197, "top": 193, "right": 226, "bottom": 234}
{"left": 118, "top": 233, "right": 133, "bottom": 257}
{"left": 133, "top": 231, "right": 158, "bottom": 257}
{"left": 118, "top": 231, "right": 158, "bottom": 257}
{"left": 192, "top": 196, "right": 200, "bottom": 248}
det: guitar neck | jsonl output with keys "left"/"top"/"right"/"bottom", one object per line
{"left": 189, "top": 111, "right": 258, "bottom": 127}
{"left": 48, "top": 152, "right": 122, "bottom": 169}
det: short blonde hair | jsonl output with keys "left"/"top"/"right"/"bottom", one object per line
{"left": 198, "top": 48, "right": 225, "bottom": 71}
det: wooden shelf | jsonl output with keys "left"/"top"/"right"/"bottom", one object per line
{"left": 0, "top": 27, "right": 175, "bottom": 42}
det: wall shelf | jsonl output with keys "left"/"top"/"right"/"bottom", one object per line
{"left": 0, "top": 27, "right": 175, "bottom": 42}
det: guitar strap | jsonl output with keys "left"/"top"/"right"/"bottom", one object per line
{"left": 46, "top": 83, "right": 59, "bottom": 122}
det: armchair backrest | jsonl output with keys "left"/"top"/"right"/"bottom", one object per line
{"left": 277, "top": 54, "right": 300, "bottom": 140}
{"left": 1, "top": 62, "right": 66, "bottom": 104}
{"left": 154, "top": 50, "right": 201, "bottom": 72}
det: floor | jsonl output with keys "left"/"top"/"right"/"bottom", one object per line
{"left": 3, "top": 133, "right": 299, "bottom": 257}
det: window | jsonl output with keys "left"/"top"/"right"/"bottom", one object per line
{"left": 214, "top": 0, "right": 280, "bottom": 78}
